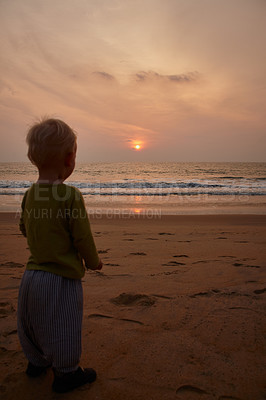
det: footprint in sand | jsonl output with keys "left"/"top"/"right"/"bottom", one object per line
{"left": 0, "top": 302, "right": 15, "bottom": 317}
{"left": 151, "top": 294, "right": 173, "bottom": 299}
{"left": 104, "top": 263, "right": 120, "bottom": 266}
{"left": 1, "top": 262, "right": 24, "bottom": 268}
{"left": 2, "top": 329, "right": 17, "bottom": 338}
{"left": 98, "top": 249, "right": 110, "bottom": 254}
{"left": 233, "top": 263, "right": 261, "bottom": 269}
{"left": 110, "top": 293, "right": 156, "bottom": 307}
{"left": 254, "top": 288, "right": 266, "bottom": 295}
{"left": 88, "top": 313, "right": 144, "bottom": 325}
{"left": 189, "top": 289, "right": 220, "bottom": 298}
{"left": 173, "top": 255, "right": 189, "bottom": 258}
{"left": 163, "top": 270, "right": 183, "bottom": 276}
{"left": 90, "top": 271, "right": 111, "bottom": 279}
{"left": 158, "top": 232, "right": 174, "bottom": 236}
{"left": 162, "top": 261, "right": 186, "bottom": 266}
{"left": 192, "top": 259, "right": 219, "bottom": 264}
{"left": 218, "top": 255, "right": 236, "bottom": 258}
{"left": 150, "top": 270, "right": 182, "bottom": 277}
{"left": 190, "top": 291, "right": 211, "bottom": 298}
{"left": 129, "top": 252, "right": 147, "bottom": 256}
{"left": 88, "top": 313, "right": 113, "bottom": 320}
{"left": 94, "top": 232, "right": 102, "bottom": 237}
{"left": 176, "top": 384, "right": 207, "bottom": 395}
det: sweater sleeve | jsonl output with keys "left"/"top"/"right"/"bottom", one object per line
{"left": 69, "top": 189, "right": 100, "bottom": 270}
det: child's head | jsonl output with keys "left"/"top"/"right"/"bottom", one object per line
{"left": 26, "top": 118, "right": 77, "bottom": 171}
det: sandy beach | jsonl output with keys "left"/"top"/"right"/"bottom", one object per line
{"left": 0, "top": 212, "right": 265, "bottom": 400}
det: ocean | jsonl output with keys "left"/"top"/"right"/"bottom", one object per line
{"left": 0, "top": 162, "right": 266, "bottom": 215}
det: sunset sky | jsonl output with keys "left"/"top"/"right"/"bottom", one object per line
{"left": 1, "top": 0, "right": 265, "bottom": 162}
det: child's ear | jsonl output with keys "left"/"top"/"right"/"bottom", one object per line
{"left": 65, "top": 152, "right": 74, "bottom": 167}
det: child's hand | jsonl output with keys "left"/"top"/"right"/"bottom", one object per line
{"left": 95, "top": 259, "right": 103, "bottom": 270}
{"left": 88, "top": 259, "right": 103, "bottom": 271}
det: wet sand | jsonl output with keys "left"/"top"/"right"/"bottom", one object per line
{"left": 0, "top": 213, "right": 265, "bottom": 400}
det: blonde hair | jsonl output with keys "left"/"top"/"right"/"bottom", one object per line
{"left": 26, "top": 118, "right": 77, "bottom": 168}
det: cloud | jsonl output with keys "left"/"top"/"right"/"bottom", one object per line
{"left": 135, "top": 70, "right": 199, "bottom": 83}
{"left": 167, "top": 72, "right": 199, "bottom": 83}
{"left": 0, "top": 79, "right": 16, "bottom": 95}
{"left": 92, "top": 71, "right": 116, "bottom": 81}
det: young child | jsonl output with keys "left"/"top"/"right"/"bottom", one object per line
{"left": 17, "top": 118, "right": 102, "bottom": 393}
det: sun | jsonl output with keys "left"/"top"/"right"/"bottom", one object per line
{"left": 130, "top": 140, "right": 143, "bottom": 151}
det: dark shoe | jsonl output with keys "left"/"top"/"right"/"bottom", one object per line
{"left": 26, "top": 362, "right": 50, "bottom": 377}
{"left": 52, "top": 367, "right": 97, "bottom": 393}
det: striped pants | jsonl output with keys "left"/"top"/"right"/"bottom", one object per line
{"left": 17, "top": 270, "right": 83, "bottom": 374}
